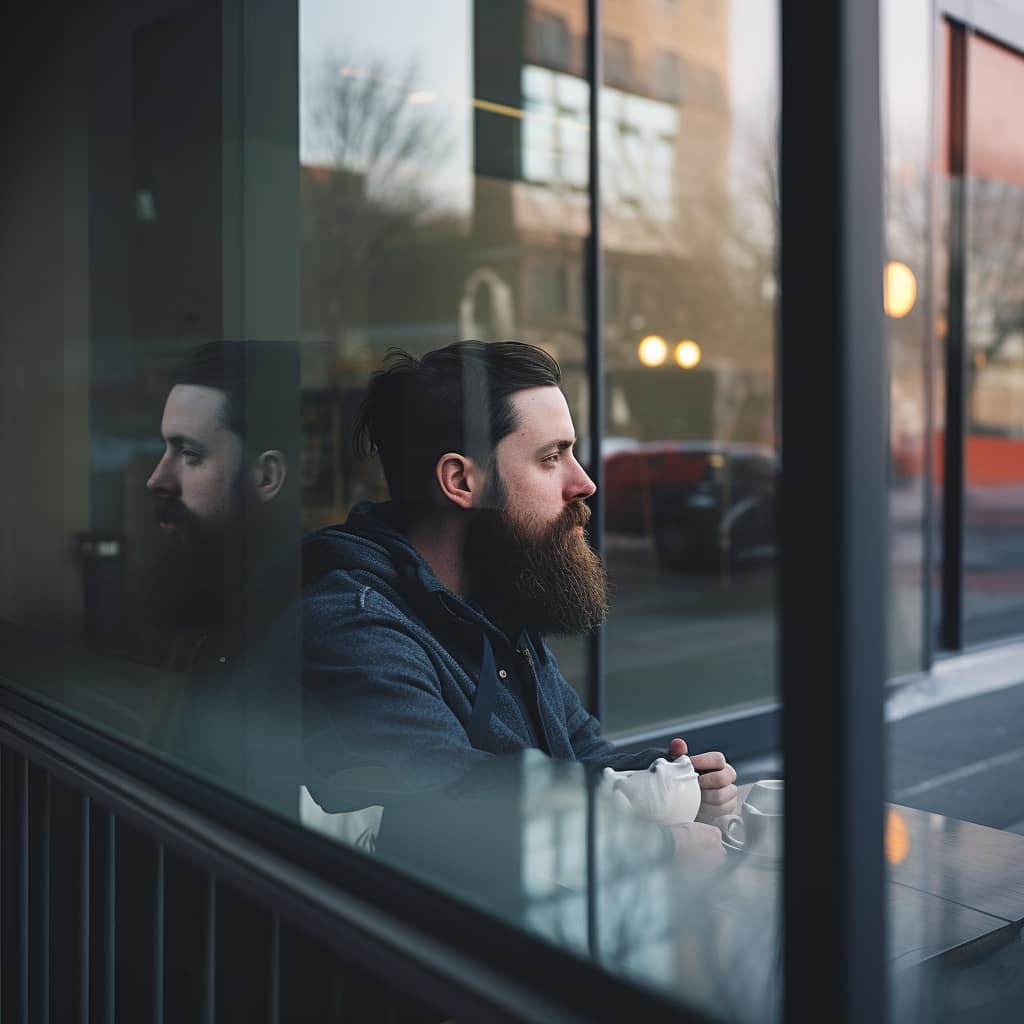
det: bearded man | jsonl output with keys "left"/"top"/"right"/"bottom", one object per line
{"left": 301, "top": 341, "right": 737, "bottom": 831}
{"left": 145, "top": 340, "right": 302, "bottom": 811}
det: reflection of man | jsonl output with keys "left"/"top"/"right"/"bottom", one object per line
{"left": 301, "top": 341, "right": 736, "bottom": 843}
{"left": 147, "top": 341, "right": 290, "bottom": 651}
{"left": 145, "top": 340, "right": 301, "bottom": 809}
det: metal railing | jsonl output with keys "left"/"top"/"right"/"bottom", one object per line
{"left": 0, "top": 698, "right": 709, "bottom": 1024}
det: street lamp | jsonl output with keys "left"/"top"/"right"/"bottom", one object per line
{"left": 674, "top": 339, "right": 702, "bottom": 369}
{"left": 637, "top": 334, "right": 668, "bottom": 367}
{"left": 884, "top": 260, "right": 917, "bottom": 318}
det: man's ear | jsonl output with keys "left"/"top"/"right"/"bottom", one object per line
{"left": 251, "top": 450, "right": 287, "bottom": 503}
{"left": 435, "top": 452, "right": 483, "bottom": 510}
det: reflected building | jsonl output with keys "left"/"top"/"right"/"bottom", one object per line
{"left": 298, "top": 1, "right": 772, "bottom": 532}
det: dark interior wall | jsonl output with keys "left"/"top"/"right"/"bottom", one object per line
{"left": 0, "top": 2, "right": 92, "bottom": 636}
{"left": 0, "top": 0, "right": 222, "bottom": 637}
{"left": 88, "top": 0, "right": 223, "bottom": 535}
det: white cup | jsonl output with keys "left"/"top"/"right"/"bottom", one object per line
{"left": 602, "top": 756, "right": 701, "bottom": 826}
{"left": 721, "top": 779, "right": 784, "bottom": 856}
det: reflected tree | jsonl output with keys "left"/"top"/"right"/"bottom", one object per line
{"left": 301, "top": 53, "right": 456, "bottom": 344}
{"left": 963, "top": 180, "right": 1024, "bottom": 428}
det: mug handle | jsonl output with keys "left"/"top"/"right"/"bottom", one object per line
{"left": 720, "top": 813, "right": 745, "bottom": 846}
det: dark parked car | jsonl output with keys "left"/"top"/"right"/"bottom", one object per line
{"left": 603, "top": 442, "right": 779, "bottom": 571}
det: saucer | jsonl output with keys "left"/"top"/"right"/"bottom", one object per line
{"left": 721, "top": 834, "right": 782, "bottom": 867}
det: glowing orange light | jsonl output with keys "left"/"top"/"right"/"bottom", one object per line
{"left": 885, "top": 808, "right": 911, "bottom": 865}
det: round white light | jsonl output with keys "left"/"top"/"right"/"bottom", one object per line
{"left": 638, "top": 335, "right": 668, "bottom": 367}
{"left": 674, "top": 339, "right": 702, "bottom": 369}
{"left": 884, "top": 261, "right": 917, "bottom": 318}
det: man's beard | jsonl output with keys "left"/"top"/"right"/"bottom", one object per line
{"left": 466, "top": 488, "right": 609, "bottom": 636}
{"left": 144, "top": 495, "right": 236, "bottom": 635}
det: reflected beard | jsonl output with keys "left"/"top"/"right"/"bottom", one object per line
{"left": 467, "top": 497, "right": 609, "bottom": 636}
{"left": 144, "top": 497, "right": 231, "bottom": 635}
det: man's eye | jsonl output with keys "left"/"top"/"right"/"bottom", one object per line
{"left": 183, "top": 450, "right": 203, "bottom": 465}
{"left": 542, "top": 452, "right": 560, "bottom": 463}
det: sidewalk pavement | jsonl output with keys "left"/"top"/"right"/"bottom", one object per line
{"left": 734, "top": 641, "right": 1024, "bottom": 833}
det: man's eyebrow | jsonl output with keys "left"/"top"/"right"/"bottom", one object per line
{"left": 534, "top": 438, "right": 576, "bottom": 456}
{"left": 165, "top": 433, "right": 206, "bottom": 451}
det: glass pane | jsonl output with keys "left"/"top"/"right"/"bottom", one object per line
{"left": 601, "top": 0, "right": 780, "bottom": 733}
{"left": 962, "top": 32, "right": 1024, "bottom": 645}
{"left": 889, "top": 14, "right": 1024, "bottom": 1022}
{"left": 297, "top": 5, "right": 781, "bottom": 1020}
{"left": 299, "top": 0, "right": 590, "bottom": 695}
{"left": 3, "top": 1, "right": 306, "bottom": 817}
{"left": 883, "top": 0, "right": 932, "bottom": 677}
{"left": 4, "top": 1, "right": 780, "bottom": 1020}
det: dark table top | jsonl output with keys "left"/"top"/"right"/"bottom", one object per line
{"left": 886, "top": 803, "right": 1024, "bottom": 925}
{"left": 730, "top": 787, "right": 1024, "bottom": 971}
{"left": 885, "top": 803, "right": 1024, "bottom": 974}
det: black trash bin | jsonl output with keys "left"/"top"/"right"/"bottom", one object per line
{"left": 75, "top": 531, "right": 126, "bottom": 652}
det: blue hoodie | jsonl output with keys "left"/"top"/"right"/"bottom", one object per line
{"left": 299, "top": 502, "right": 665, "bottom": 807}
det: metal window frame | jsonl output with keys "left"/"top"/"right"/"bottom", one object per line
{"left": 779, "top": 1, "right": 888, "bottom": 1020}
{"left": 611, "top": 703, "right": 781, "bottom": 769}
{"left": 940, "top": 15, "right": 970, "bottom": 652}
{"left": 585, "top": 0, "right": 607, "bottom": 723}
{"left": 941, "top": 0, "right": 1024, "bottom": 53}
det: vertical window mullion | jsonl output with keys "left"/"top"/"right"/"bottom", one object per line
{"left": 780, "top": 0, "right": 888, "bottom": 1020}
{"left": 585, "top": 0, "right": 606, "bottom": 720}
{"left": 941, "top": 20, "right": 969, "bottom": 652}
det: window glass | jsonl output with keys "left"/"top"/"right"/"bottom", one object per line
{"left": 601, "top": 0, "right": 780, "bottom": 734}
{"left": 300, "top": 0, "right": 590, "bottom": 695}
{"left": 962, "top": 32, "right": 1024, "bottom": 645}
{"left": 882, "top": 0, "right": 932, "bottom": 676}
{"left": 889, "top": 12, "right": 1024, "bottom": 1022}
{"left": 3, "top": 1, "right": 789, "bottom": 1019}
{"left": 2, "top": 1, "right": 306, "bottom": 818}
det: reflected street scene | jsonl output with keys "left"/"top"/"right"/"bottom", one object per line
{"left": 297, "top": 0, "right": 782, "bottom": 734}
{"left": 5, "top": 0, "right": 1024, "bottom": 1021}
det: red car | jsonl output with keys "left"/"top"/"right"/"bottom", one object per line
{"left": 603, "top": 442, "right": 779, "bottom": 571}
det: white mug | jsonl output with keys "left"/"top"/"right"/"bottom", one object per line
{"left": 721, "top": 779, "right": 784, "bottom": 855}
{"left": 602, "top": 756, "right": 701, "bottom": 826}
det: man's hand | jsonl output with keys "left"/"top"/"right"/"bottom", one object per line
{"left": 668, "top": 821, "right": 726, "bottom": 866}
{"left": 667, "top": 738, "right": 738, "bottom": 826}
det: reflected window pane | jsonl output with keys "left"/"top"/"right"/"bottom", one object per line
{"left": 883, "top": 0, "right": 932, "bottom": 675}
{"left": 299, "top": 0, "right": 591, "bottom": 693}
{"left": 601, "top": 0, "right": 779, "bottom": 734}
{"left": 963, "top": 33, "right": 1024, "bottom": 644}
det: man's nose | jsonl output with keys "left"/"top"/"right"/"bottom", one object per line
{"left": 146, "top": 454, "right": 177, "bottom": 495}
{"left": 568, "top": 456, "right": 597, "bottom": 501}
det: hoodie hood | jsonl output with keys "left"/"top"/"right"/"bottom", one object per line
{"left": 301, "top": 501, "right": 497, "bottom": 639}
{"left": 303, "top": 501, "right": 423, "bottom": 588}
